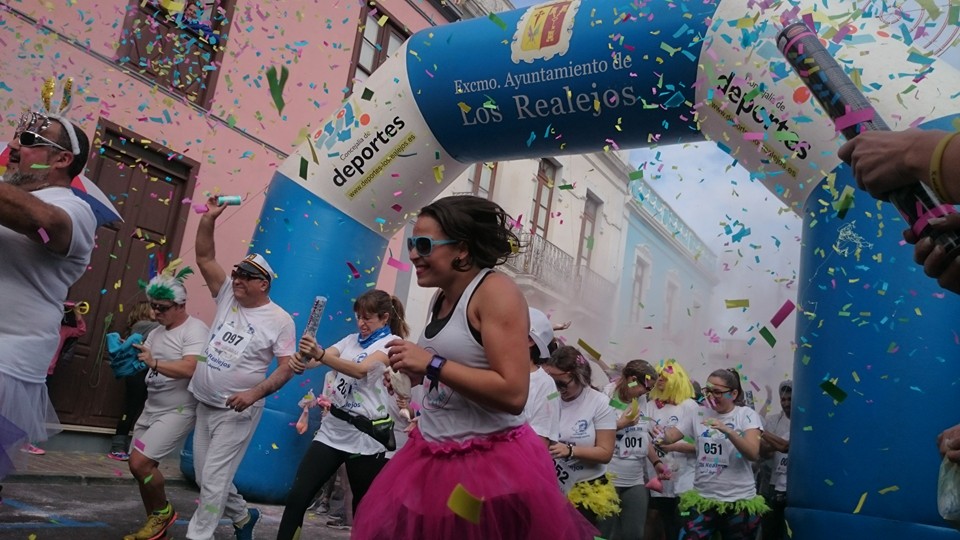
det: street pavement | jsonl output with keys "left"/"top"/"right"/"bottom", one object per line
{"left": 0, "top": 482, "right": 352, "bottom": 539}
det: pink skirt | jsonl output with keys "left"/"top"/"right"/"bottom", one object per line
{"left": 353, "top": 423, "right": 599, "bottom": 539}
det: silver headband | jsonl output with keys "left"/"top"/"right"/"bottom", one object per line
{"left": 46, "top": 114, "right": 81, "bottom": 155}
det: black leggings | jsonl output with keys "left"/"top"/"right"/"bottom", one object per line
{"left": 113, "top": 371, "right": 148, "bottom": 443}
{"left": 277, "top": 440, "right": 387, "bottom": 540}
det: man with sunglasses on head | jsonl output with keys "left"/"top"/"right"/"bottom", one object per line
{"left": 0, "top": 111, "right": 95, "bottom": 484}
{"left": 123, "top": 270, "right": 209, "bottom": 540}
{"left": 185, "top": 196, "right": 297, "bottom": 540}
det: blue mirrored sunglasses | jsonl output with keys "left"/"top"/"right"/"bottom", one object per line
{"left": 406, "top": 236, "right": 457, "bottom": 257}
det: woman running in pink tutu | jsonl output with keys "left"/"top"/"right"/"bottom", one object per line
{"left": 353, "top": 195, "right": 598, "bottom": 539}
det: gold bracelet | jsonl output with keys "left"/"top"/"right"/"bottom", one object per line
{"left": 930, "top": 131, "right": 960, "bottom": 203}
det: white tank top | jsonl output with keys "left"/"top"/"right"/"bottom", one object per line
{"left": 416, "top": 268, "right": 525, "bottom": 443}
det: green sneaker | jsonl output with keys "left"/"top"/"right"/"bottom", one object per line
{"left": 124, "top": 504, "right": 177, "bottom": 540}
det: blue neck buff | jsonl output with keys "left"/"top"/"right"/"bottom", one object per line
{"left": 358, "top": 325, "right": 391, "bottom": 348}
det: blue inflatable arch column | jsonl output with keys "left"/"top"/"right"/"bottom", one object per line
{"left": 181, "top": 6, "right": 960, "bottom": 538}
{"left": 787, "top": 113, "right": 960, "bottom": 539}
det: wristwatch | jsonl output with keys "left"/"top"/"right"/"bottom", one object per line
{"left": 427, "top": 355, "right": 447, "bottom": 391}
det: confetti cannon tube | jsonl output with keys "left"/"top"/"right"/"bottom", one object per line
{"left": 777, "top": 22, "right": 960, "bottom": 258}
{"left": 303, "top": 296, "right": 327, "bottom": 339}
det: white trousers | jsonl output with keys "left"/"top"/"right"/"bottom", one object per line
{"left": 185, "top": 403, "right": 262, "bottom": 539}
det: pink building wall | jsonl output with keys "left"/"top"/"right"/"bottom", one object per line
{"left": 0, "top": 0, "right": 444, "bottom": 322}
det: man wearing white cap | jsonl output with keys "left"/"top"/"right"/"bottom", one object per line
{"left": 124, "top": 267, "right": 209, "bottom": 540}
{"left": 523, "top": 308, "right": 560, "bottom": 445}
{"left": 186, "top": 196, "right": 297, "bottom": 540}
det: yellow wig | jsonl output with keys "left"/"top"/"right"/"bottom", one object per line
{"left": 648, "top": 359, "right": 695, "bottom": 405}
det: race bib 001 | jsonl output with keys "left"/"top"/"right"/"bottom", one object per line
{"left": 617, "top": 425, "right": 647, "bottom": 458}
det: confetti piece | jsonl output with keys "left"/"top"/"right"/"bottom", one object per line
{"left": 37, "top": 228, "right": 50, "bottom": 244}
{"left": 547, "top": 391, "right": 559, "bottom": 400}
{"left": 133, "top": 439, "right": 146, "bottom": 451}
{"left": 387, "top": 257, "right": 410, "bottom": 272}
{"left": 852, "top": 492, "right": 867, "bottom": 514}
{"left": 265, "top": 65, "right": 290, "bottom": 115}
{"left": 819, "top": 380, "right": 847, "bottom": 403}
{"left": 346, "top": 261, "right": 361, "bottom": 279}
{"left": 143, "top": 474, "right": 154, "bottom": 484}
{"left": 299, "top": 157, "right": 309, "bottom": 180}
{"left": 836, "top": 186, "right": 855, "bottom": 219}
{"left": 577, "top": 338, "right": 601, "bottom": 361}
{"left": 487, "top": 13, "right": 507, "bottom": 31}
{"left": 770, "top": 300, "right": 795, "bottom": 329}
{"left": 725, "top": 299, "right": 750, "bottom": 309}
{"left": 878, "top": 485, "right": 899, "bottom": 495}
{"left": 609, "top": 398, "right": 628, "bottom": 410}
{"left": 447, "top": 483, "right": 483, "bottom": 524}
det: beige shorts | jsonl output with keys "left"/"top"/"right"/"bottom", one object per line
{"left": 131, "top": 406, "right": 197, "bottom": 461}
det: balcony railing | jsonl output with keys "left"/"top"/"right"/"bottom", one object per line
{"left": 117, "top": 3, "right": 225, "bottom": 106}
{"left": 631, "top": 181, "right": 717, "bottom": 269}
{"left": 505, "top": 232, "right": 577, "bottom": 292}
{"left": 505, "top": 232, "right": 617, "bottom": 316}
{"left": 574, "top": 264, "right": 616, "bottom": 315}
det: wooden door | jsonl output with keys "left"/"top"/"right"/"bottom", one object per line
{"left": 47, "top": 121, "right": 197, "bottom": 429}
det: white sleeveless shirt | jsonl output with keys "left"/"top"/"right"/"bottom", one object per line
{"left": 416, "top": 269, "right": 525, "bottom": 443}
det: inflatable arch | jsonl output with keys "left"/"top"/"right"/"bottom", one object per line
{"left": 181, "top": 1, "right": 960, "bottom": 536}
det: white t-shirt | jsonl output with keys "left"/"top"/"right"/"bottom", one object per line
{"left": 143, "top": 316, "right": 209, "bottom": 413}
{"left": 315, "top": 332, "right": 394, "bottom": 455}
{"left": 603, "top": 383, "right": 651, "bottom": 488}
{"left": 0, "top": 187, "right": 96, "bottom": 384}
{"left": 189, "top": 285, "right": 296, "bottom": 408}
{"left": 646, "top": 398, "right": 701, "bottom": 497}
{"left": 554, "top": 386, "right": 617, "bottom": 492}
{"left": 765, "top": 410, "right": 790, "bottom": 492}
{"left": 683, "top": 405, "right": 763, "bottom": 502}
{"left": 524, "top": 367, "right": 560, "bottom": 441}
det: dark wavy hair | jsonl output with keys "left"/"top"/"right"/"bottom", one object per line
{"left": 419, "top": 195, "right": 521, "bottom": 272}
{"left": 709, "top": 368, "right": 746, "bottom": 406}
{"left": 354, "top": 289, "right": 410, "bottom": 338}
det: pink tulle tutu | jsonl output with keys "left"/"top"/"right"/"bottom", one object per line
{"left": 353, "top": 423, "right": 599, "bottom": 539}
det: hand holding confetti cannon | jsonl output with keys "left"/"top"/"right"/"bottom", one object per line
{"left": 777, "top": 22, "right": 960, "bottom": 262}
